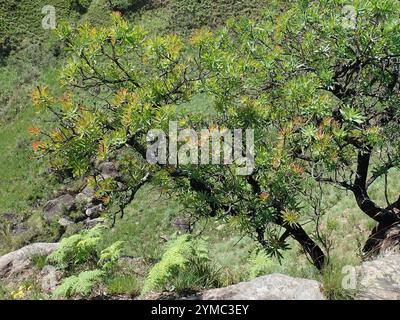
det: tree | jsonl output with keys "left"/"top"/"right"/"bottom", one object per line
{"left": 33, "top": 1, "right": 400, "bottom": 270}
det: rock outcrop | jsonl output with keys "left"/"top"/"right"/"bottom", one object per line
{"left": 42, "top": 161, "right": 119, "bottom": 226}
{"left": 98, "top": 162, "right": 119, "bottom": 179}
{"left": 43, "top": 194, "right": 75, "bottom": 219}
{"left": 356, "top": 253, "right": 400, "bottom": 300}
{"left": 0, "top": 243, "right": 59, "bottom": 277}
{"left": 199, "top": 274, "right": 325, "bottom": 300}
{"left": 40, "top": 265, "right": 61, "bottom": 294}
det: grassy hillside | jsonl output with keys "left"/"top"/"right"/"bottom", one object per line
{"left": 1, "top": 0, "right": 399, "bottom": 300}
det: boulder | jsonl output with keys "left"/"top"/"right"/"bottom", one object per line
{"left": 85, "top": 217, "right": 105, "bottom": 227}
{"left": 40, "top": 265, "right": 61, "bottom": 294}
{"left": 356, "top": 253, "right": 400, "bottom": 300}
{"left": 0, "top": 243, "right": 59, "bottom": 278}
{"left": 58, "top": 216, "right": 75, "bottom": 228}
{"left": 75, "top": 186, "right": 95, "bottom": 205}
{"left": 200, "top": 274, "right": 325, "bottom": 300}
{"left": 85, "top": 204, "right": 104, "bottom": 219}
{"left": 99, "top": 162, "right": 118, "bottom": 179}
{"left": 43, "top": 194, "right": 75, "bottom": 219}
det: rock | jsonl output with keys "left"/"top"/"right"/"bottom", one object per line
{"left": 160, "top": 235, "right": 169, "bottom": 242}
{"left": 356, "top": 253, "right": 400, "bottom": 300}
{"left": 1, "top": 212, "right": 27, "bottom": 235}
{"left": 40, "top": 265, "right": 61, "bottom": 294}
{"left": 200, "top": 274, "right": 325, "bottom": 300}
{"left": 85, "top": 204, "right": 104, "bottom": 219}
{"left": 75, "top": 194, "right": 90, "bottom": 206}
{"left": 11, "top": 223, "right": 28, "bottom": 235}
{"left": 99, "top": 162, "right": 118, "bottom": 179}
{"left": 58, "top": 217, "right": 74, "bottom": 228}
{"left": 43, "top": 194, "right": 75, "bottom": 219}
{"left": 85, "top": 217, "right": 105, "bottom": 227}
{"left": 75, "top": 186, "right": 95, "bottom": 205}
{"left": 0, "top": 243, "right": 59, "bottom": 278}
{"left": 380, "top": 224, "right": 400, "bottom": 254}
{"left": 172, "top": 217, "right": 192, "bottom": 233}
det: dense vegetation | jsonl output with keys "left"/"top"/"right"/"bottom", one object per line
{"left": 2, "top": 0, "right": 400, "bottom": 300}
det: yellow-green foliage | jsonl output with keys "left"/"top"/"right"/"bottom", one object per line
{"left": 248, "top": 249, "right": 271, "bottom": 280}
{"left": 53, "top": 269, "right": 104, "bottom": 298}
{"left": 98, "top": 240, "right": 124, "bottom": 270}
{"left": 48, "top": 225, "right": 104, "bottom": 269}
{"left": 141, "top": 234, "right": 209, "bottom": 295}
{"left": 49, "top": 226, "right": 125, "bottom": 298}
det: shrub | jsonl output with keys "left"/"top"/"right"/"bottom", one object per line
{"left": 49, "top": 226, "right": 124, "bottom": 298}
{"left": 35, "top": 0, "right": 400, "bottom": 274}
{"left": 53, "top": 269, "right": 104, "bottom": 298}
{"left": 141, "top": 234, "right": 218, "bottom": 295}
{"left": 48, "top": 225, "right": 104, "bottom": 269}
{"left": 248, "top": 250, "right": 271, "bottom": 280}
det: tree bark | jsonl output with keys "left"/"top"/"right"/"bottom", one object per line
{"left": 285, "top": 223, "right": 325, "bottom": 271}
{"left": 363, "top": 199, "right": 400, "bottom": 255}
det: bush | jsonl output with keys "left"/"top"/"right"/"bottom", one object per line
{"left": 48, "top": 225, "right": 104, "bottom": 269}
{"left": 49, "top": 226, "right": 124, "bottom": 298}
{"left": 53, "top": 269, "right": 104, "bottom": 298}
{"left": 142, "top": 234, "right": 221, "bottom": 295}
{"left": 248, "top": 250, "right": 271, "bottom": 280}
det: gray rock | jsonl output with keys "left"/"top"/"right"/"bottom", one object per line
{"left": 40, "top": 265, "right": 61, "bottom": 294}
{"left": 99, "top": 162, "right": 118, "bottom": 179}
{"left": 85, "top": 217, "right": 105, "bottom": 227}
{"left": 11, "top": 223, "right": 28, "bottom": 235}
{"left": 75, "top": 186, "right": 95, "bottom": 205}
{"left": 85, "top": 204, "right": 104, "bottom": 218}
{"left": 380, "top": 224, "right": 400, "bottom": 254}
{"left": 200, "top": 274, "right": 325, "bottom": 300}
{"left": 1, "top": 213, "right": 27, "bottom": 235}
{"left": 75, "top": 194, "right": 90, "bottom": 206}
{"left": 58, "top": 217, "right": 74, "bottom": 228}
{"left": 82, "top": 185, "right": 95, "bottom": 196}
{"left": 43, "top": 194, "right": 75, "bottom": 219}
{"left": 356, "top": 253, "right": 400, "bottom": 300}
{"left": 0, "top": 243, "right": 59, "bottom": 278}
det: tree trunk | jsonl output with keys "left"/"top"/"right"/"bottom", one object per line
{"left": 285, "top": 224, "right": 325, "bottom": 271}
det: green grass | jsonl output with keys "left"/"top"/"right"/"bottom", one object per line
{"left": 105, "top": 274, "right": 141, "bottom": 296}
{"left": 0, "top": 281, "right": 7, "bottom": 300}
{"left": 0, "top": 61, "right": 65, "bottom": 254}
{"left": 100, "top": 184, "right": 181, "bottom": 260}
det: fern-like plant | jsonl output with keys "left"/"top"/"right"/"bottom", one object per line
{"left": 53, "top": 269, "right": 105, "bottom": 298}
{"left": 48, "top": 225, "right": 104, "bottom": 269}
{"left": 49, "top": 226, "right": 124, "bottom": 298}
{"left": 98, "top": 240, "right": 124, "bottom": 271}
{"left": 141, "top": 234, "right": 214, "bottom": 295}
{"left": 248, "top": 249, "right": 272, "bottom": 280}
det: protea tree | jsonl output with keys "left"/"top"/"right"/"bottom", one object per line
{"left": 33, "top": 0, "right": 400, "bottom": 270}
